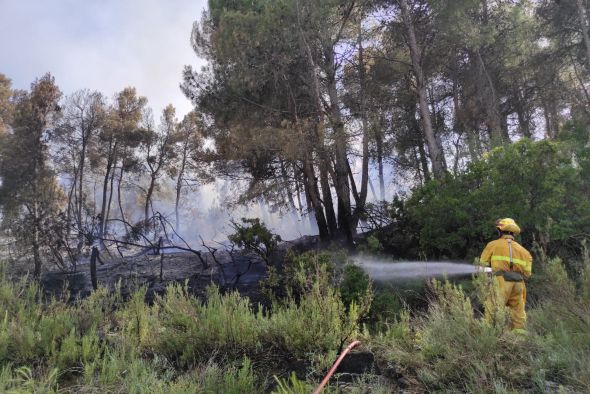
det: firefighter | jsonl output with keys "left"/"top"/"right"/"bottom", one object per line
{"left": 479, "top": 218, "right": 532, "bottom": 331}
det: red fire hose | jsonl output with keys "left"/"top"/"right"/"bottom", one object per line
{"left": 313, "top": 340, "right": 361, "bottom": 394}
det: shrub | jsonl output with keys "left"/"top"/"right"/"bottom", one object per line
{"left": 153, "top": 284, "right": 265, "bottom": 366}
{"left": 267, "top": 255, "right": 368, "bottom": 369}
{"left": 527, "top": 259, "right": 590, "bottom": 390}
{"left": 391, "top": 139, "right": 590, "bottom": 270}
{"left": 228, "top": 217, "right": 281, "bottom": 263}
{"left": 261, "top": 250, "right": 340, "bottom": 302}
{"left": 339, "top": 264, "right": 372, "bottom": 309}
{"left": 200, "top": 357, "right": 257, "bottom": 394}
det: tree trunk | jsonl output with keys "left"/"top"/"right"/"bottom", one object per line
{"left": 474, "top": 49, "right": 504, "bottom": 147}
{"left": 316, "top": 126, "right": 337, "bottom": 236}
{"left": 76, "top": 139, "right": 87, "bottom": 250}
{"left": 117, "top": 165, "right": 129, "bottom": 235}
{"left": 577, "top": 0, "right": 590, "bottom": 70}
{"left": 399, "top": 0, "right": 446, "bottom": 178}
{"left": 175, "top": 144, "right": 188, "bottom": 232}
{"left": 303, "top": 157, "right": 329, "bottom": 240}
{"left": 375, "top": 129, "right": 386, "bottom": 201}
{"left": 90, "top": 246, "right": 99, "bottom": 290}
{"left": 33, "top": 200, "right": 41, "bottom": 279}
{"left": 409, "top": 100, "right": 432, "bottom": 182}
{"left": 99, "top": 140, "right": 116, "bottom": 238}
{"left": 542, "top": 97, "right": 559, "bottom": 139}
{"left": 301, "top": 168, "right": 316, "bottom": 228}
{"left": 293, "top": 163, "right": 304, "bottom": 214}
{"left": 325, "top": 48, "right": 354, "bottom": 244}
{"left": 356, "top": 14, "right": 370, "bottom": 222}
{"left": 280, "top": 159, "right": 297, "bottom": 210}
{"left": 299, "top": 22, "right": 339, "bottom": 238}
{"left": 145, "top": 175, "right": 156, "bottom": 224}
{"left": 105, "top": 157, "right": 117, "bottom": 234}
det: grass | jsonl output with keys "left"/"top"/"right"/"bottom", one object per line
{"left": 0, "top": 254, "right": 589, "bottom": 392}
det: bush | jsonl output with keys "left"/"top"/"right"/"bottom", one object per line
{"left": 152, "top": 284, "right": 265, "bottom": 366}
{"left": 339, "top": 264, "right": 371, "bottom": 308}
{"left": 527, "top": 259, "right": 590, "bottom": 389}
{"left": 391, "top": 139, "right": 590, "bottom": 270}
{"left": 261, "top": 250, "right": 341, "bottom": 302}
{"left": 267, "top": 253, "right": 369, "bottom": 368}
{"left": 228, "top": 217, "right": 281, "bottom": 263}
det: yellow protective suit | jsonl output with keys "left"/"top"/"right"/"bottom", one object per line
{"left": 480, "top": 235, "right": 532, "bottom": 330}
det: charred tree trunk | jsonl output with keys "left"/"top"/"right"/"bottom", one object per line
{"left": 90, "top": 246, "right": 99, "bottom": 290}
{"left": 145, "top": 175, "right": 156, "bottom": 224}
{"left": 325, "top": 49, "right": 354, "bottom": 244}
{"left": 316, "top": 137, "right": 338, "bottom": 236}
{"left": 105, "top": 157, "right": 117, "bottom": 234}
{"left": 303, "top": 157, "right": 329, "bottom": 240}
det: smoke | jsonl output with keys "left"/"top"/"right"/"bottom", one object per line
{"left": 85, "top": 172, "right": 318, "bottom": 249}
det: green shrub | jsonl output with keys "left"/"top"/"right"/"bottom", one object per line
{"left": 268, "top": 260, "right": 368, "bottom": 368}
{"left": 261, "top": 250, "right": 340, "bottom": 302}
{"left": 200, "top": 357, "right": 257, "bottom": 394}
{"left": 527, "top": 259, "right": 590, "bottom": 390}
{"left": 369, "top": 288, "right": 401, "bottom": 327}
{"left": 272, "top": 372, "right": 326, "bottom": 394}
{"left": 339, "top": 264, "right": 372, "bottom": 308}
{"left": 357, "top": 234, "right": 384, "bottom": 255}
{"left": 228, "top": 217, "right": 281, "bottom": 262}
{"left": 371, "top": 277, "right": 538, "bottom": 391}
{"left": 392, "top": 139, "right": 590, "bottom": 270}
{"left": 116, "top": 287, "right": 158, "bottom": 348}
{"left": 154, "top": 284, "right": 265, "bottom": 366}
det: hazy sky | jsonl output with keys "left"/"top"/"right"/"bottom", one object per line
{"left": 0, "top": 0, "right": 208, "bottom": 117}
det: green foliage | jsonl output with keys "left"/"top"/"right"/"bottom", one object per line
{"left": 228, "top": 217, "right": 281, "bottom": 262}
{"left": 340, "top": 264, "right": 372, "bottom": 308}
{"left": 272, "top": 372, "right": 319, "bottom": 394}
{"left": 265, "top": 252, "right": 368, "bottom": 369}
{"left": 357, "top": 234, "right": 384, "bottom": 255}
{"left": 527, "top": 259, "right": 590, "bottom": 389}
{"left": 261, "top": 250, "right": 340, "bottom": 301}
{"left": 368, "top": 289, "right": 402, "bottom": 328}
{"left": 394, "top": 139, "right": 590, "bottom": 266}
{"left": 153, "top": 284, "right": 264, "bottom": 366}
{"left": 200, "top": 357, "right": 257, "bottom": 394}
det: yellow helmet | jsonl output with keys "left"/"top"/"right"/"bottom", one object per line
{"left": 495, "top": 218, "right": 521, "bottom": 235}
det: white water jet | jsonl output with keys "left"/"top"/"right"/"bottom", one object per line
{"left": 353, "top": 257, "right": 491, "bottom": 282}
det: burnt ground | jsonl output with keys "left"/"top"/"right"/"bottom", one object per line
{"left": 39, "top": 248, "right": 269, "bottom": 304}
{"left": 34, "top": 235, "right": 328, "bottom": 303}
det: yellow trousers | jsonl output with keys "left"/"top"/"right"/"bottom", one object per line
{"left": 485, "top": 275, "right": 527, "bottom": 330}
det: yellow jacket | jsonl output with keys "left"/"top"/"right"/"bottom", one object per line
{"left": 480, "top": 235, "right": 533, "bottom": 278}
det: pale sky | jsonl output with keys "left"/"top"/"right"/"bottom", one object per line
{"left": 0, "top": 0, "right": 208, "bottom": 117}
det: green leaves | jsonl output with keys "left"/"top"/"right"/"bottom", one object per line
{"left": 228, "top": 217, "right": 281, "bottom": 262}
{"left": 401, "top": 138, "right": 590, "bottom": 260}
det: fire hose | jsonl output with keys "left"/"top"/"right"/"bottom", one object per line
{"left": 313, "top": 340, "right": 361, "bottom": 394}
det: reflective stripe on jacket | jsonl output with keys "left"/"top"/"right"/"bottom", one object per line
{"left": 480, "top": 235, "right": 533, "bottom": 278}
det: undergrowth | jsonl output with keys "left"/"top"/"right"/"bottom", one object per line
{"left": 1, "top": 254, "right": 589, "bottom": 393}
